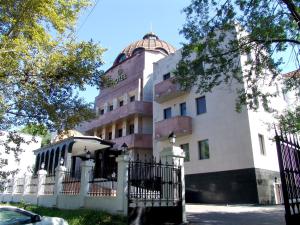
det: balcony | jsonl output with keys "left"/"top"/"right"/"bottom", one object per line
{"left": 79, "top": 101, "right": 152, "bottom": 132}
{"left": 155, "top": 116, "right": 192, "bottom": 140}
{"left": 113, "top": 134, "right": 152, "bottom": 149}
{"left": 154, "top": 78, "right": 188, "bottom": 103}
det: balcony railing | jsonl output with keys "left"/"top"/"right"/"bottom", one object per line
{"left": 113, "top": 134, "right": 152, "bottom": 149}
{"left": 155, "top": 116, "right": 192, "bottom": 140}
{"left": 80, "top": 101, "right": 152, "bottom": 132}
{"left": 154, "top": 78, "right": 188, "bottom": 103}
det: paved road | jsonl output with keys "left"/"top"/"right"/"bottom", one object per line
{"left": 186, "top": 204, "right": 285, "bottom": 225}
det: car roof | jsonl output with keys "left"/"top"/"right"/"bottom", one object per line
{"left": 0, "top": 205, "right": 38, "bottom": 217}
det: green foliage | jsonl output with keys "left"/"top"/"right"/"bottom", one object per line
{"left": 1, "top": 203, "right": 127, "bottom": 225}
{"left": 176, "top": 0, "right": 299, "bottom": 112}
{"left": 0, "top": 0, "right": 105, "bottom": 185}
{"left": 21, "top": 123, "right": 51, "bottom": 147}
{"left": 279, "top": 106, "right": 300, "bottom": 133}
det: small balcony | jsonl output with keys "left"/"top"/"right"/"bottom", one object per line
{"left": 79, "top": 101, "right": 152, "bottom": 132}
{"left": 154, "top": 78, "right": 188, "bottom": 103}
{"left": 113, "top": 134, "right": 152, "bottom": 149}
{"left": 155, "top": 116, "right": 192, "bottom": 140}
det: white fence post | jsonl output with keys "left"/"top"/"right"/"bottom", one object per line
{"left": 54, "top": 165, "right": 66, "bottom": 195}
{"left": 23, "top": 173, "right": 31, "bottom": 195}
{"left": 37, "top": 169, "right": 47, "bottom": 196}
{"left": 116, "top": 153, "right": 130, "bottom": 216}
{"left": 79, "top": 160, "right": 94, "bottom": 207}
{"left": 160, "top": 145, "right": 187, "bottom": 224}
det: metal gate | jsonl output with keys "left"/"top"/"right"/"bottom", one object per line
{"left": 128, "top": 157, "right": 183, "bottom": 225}
{"left": 275, "top": 130, "right": 300, "bottom": 225}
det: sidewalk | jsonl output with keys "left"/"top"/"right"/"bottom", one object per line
{"left": 186, "top": 204, "right": 285, "bottom": 225}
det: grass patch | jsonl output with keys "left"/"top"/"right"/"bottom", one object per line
{"left": 1, "top": 202, "right": 127, "bottom": 225}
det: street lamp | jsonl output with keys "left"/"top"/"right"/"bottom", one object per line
{"left": 168, "top": 132, "right": 176, "bottom": 145}
{"left": 121, "top": 142, "right": 128, "bottom": 154}
{"left": 86, "top": 151, "right": 91, "bottom": 160}
{"left": 41, "top": 162, "right": 45, "bottom": 170}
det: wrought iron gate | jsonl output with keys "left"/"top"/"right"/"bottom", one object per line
{"left": 128, "top": 157, "right": 183, "bottom": 225}
{"left": 275, "top": 130, "right": 300, "bottom": 225}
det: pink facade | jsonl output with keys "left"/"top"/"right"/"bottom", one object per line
{"left": 154, "top": 77, "right": 188, "bottom": 103}
{"left": 80, "top": 101, "right": 152, "bottom": 132}
{"left": 155, "top": 116, "right": 193, "bottom": 140}
{"left": 113, "top": 134, "right": 152, "bottom": 149}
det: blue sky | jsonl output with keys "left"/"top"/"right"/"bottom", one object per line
{"left": 76, "top": 0, "right": 298, "bottom": 103}
{"left": 76, "top": 0, "right": 189, "bottom": 102}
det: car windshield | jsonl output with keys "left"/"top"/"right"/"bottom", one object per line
{"left": 0, "top": 209, "right": 32, "bottom": 225}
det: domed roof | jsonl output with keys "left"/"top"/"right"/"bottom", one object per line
{"left": 113, "top": 32, "right": 176, "bottom": 66}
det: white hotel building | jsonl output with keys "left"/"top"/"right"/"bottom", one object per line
{"left": 152, "top": 48, "right": 288, "bottom": 204}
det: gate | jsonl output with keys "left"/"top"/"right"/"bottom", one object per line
{"left": 275, "top": 130, "right": 300, "bottom": 225}
{"left": 128, "top": 157, "right": 183, "bottom": 225}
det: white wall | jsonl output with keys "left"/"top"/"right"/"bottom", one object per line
{"left": 142, "top": 52, "right": 165, "bottom": 102}
{"left": 0, "top": 132, "right": 41, "bottom": 176}
{"left": 152, "top": 49, "right": 283, "bottom": 175}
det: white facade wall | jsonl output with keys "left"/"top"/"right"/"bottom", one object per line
{"left": 153, "top": 48, "right": 286, "bottom": 175}
{"left": 142, "top": 52, "right": 165, "bottom": 102}
{"left": 0, "top": 132, "right": 41, "bottom": 176}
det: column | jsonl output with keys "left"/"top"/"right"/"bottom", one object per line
{"left": 102, "top": 126, "right": 106, "bottom": 140}
{"left": 112, "top": 123, "right": 116, "bottom": 139}
{"left": 113, "top": 98, "right": 118, "bottom": 109}
{"left": 124, "top": 93, "right": 129, "bottom": 105}
{"left": 79, "top": 160, "right": 95, "bottom": 207}
{"left": 116, "top": 154, "right": 130, "bottom": 215}
{"left": 137, "top": 78, "right": 142, "bottom": 101}
{"left": 122, "top": 120, "right": 128, "bottom": 136}
{"left": 23, "top": 172, "right": 31, "bottom": 195}
{"left": 54, "top": 165, "right": 67, "bottom": 195}
{"left": 104, "top": 102, "right": 108, "bottom": 113}
{"left": 160, "top": 145, "right": 187, "bottom": 224}
{"left": 134, "top": 116, "right": 142, "bottom": 133}
{"left": 37, "top": 169, "right": 47, "bottom": 197}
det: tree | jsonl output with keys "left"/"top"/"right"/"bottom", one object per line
{"left": 0, "top": 0, "right": 105, "bottom": 185}
{"left": 21, "top": 123, "right": 51, "bottom": 147}
{"left": 175, "top": 0, "right": 299, "bottom": 121}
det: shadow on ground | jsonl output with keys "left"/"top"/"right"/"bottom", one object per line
{"left": 187, "top": 206, "right": 285, "bottom": 225}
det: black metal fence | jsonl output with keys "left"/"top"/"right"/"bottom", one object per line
{"left": 61, "top": 169, "right": 81, "bottom": 195}
{"left": 128, "top": 157, "right": 183, "bottom": 225}
{"left": 43, "top": 174, "right": 55, "bottom": 195}
{"left": 28, "top": 175, "right": 38, "bottom": 194}
{"left": 88, "top": 170, "right": 117, "bottom": 197}
{"left": 275, "top": 130, "right": 300, "bottom": 225}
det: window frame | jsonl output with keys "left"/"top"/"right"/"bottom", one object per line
{"left": 180, "top": 143, "right": 190, "bottom": 162}
{"left": 180, "top": 102, "right": 187, "bottom": 116}
{"left": 163, "top": 72, "right": 171, "bottom": 80}
{"left": 164, "top": 107, "right": 172, "bottom": 119}
{"left": 130, "top": 96, "right": 135, "bottom": 102}
{"left": 129, "top": 124, "right": 135, "bottom": 134}
{"left": 198, "top": 139, "right": 210, "bottom": 160}
{"left": 196, "top": 96, "right": 207, "bottom": 115}
{"left": 119, "top": 100, "right": 124, "bottom": 107}
{"left": 258, "top": 134, "right": 266, "bottom": 155}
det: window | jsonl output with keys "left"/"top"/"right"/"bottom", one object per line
{"left": 164, "top": 107, "right": 172, "bottom": 119}
{"left": 118, "top": 129, "right": 123, "bottom": 138}
{"left": 119, "top": 100, "right": 124, "bottom": 107}
{"left": 198, "top": 139, "right": 209, "bottom": 160}
{"left": 180, "top": 102, "right": 186, "bottom": 116}
{"left": 180, "top": 143, "right": 190, "bottom": 162}
{"left": 163, "top": 72, "right": 171, "bottom": 80}
{"left": 109, "top": 105, "right": 113, "bottom": 111}
{"left": 258, "top": 134, "right": 266, "bottom": 155}
{"left": 130, "top": 96, "right": 135, "bottom": 102}
{"left": 100, "top": 109, "right": 104, "bottom": 115}
{"left": 129, "top": 124, "right": 135, "bottom": 134}
{"left": 196, "top": 96, "right": 206, "bottom": 115}
{"left": 108, "top": 132, "right": 112, "bottom": 140}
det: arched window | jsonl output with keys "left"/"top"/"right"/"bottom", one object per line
{"left": 116, "top": 53, "right": 126, "bottom": 64}
{"left": 49, "top": 150, "right": 54, "bottom": 174}
{"left": 155, "top": 47, "right": 169, "bottom": 55}
{"left": 45, "top": 151, "right": 50, "bottom": 172}
{"left": 34, "top": 154, "right": 40, "bottom": 174}
{"left": 54, "top": 147, "right": 60, "bottom": 170}
{"left": 61, "top": 145, "right": 66, "bottom": 165}
{"left": 132, "top": 47, "right": 145, "bottom": 56}
{"left": 41, "top": 152, "right": 45, "bottom": 170}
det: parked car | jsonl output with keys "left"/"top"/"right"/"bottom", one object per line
{"left": 0, "top": 206, "right": 68, "bottom": 225}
